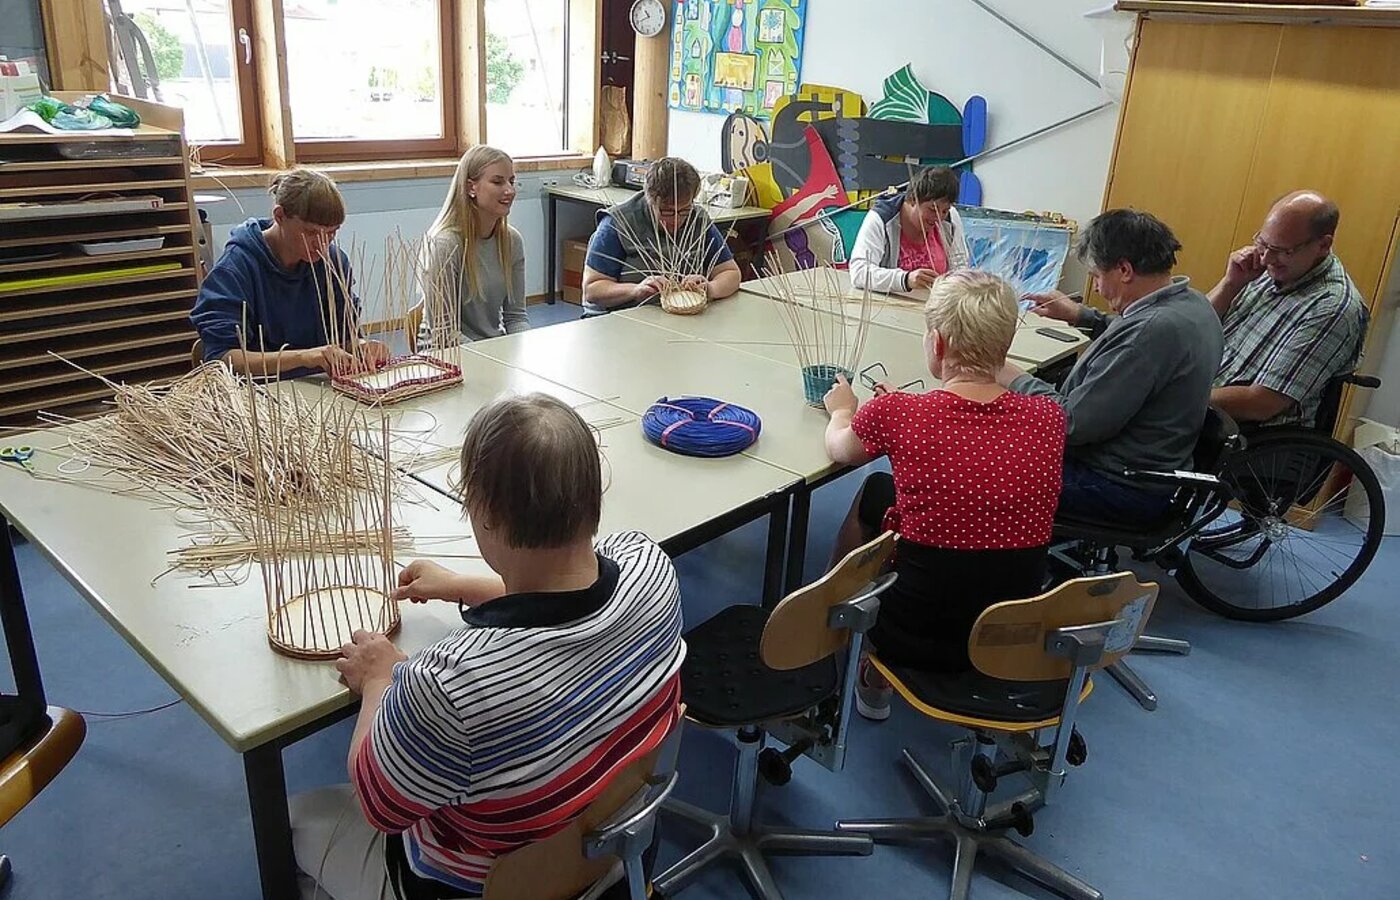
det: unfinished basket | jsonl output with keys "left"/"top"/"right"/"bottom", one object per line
{"left": 331, "top": 354, "right": 463, "bottom": 405}
{"left": 248, "top": 408, "right": 402, "bottom": 660}
{"left": 661, "top": 288, "right": 708, "bottom": 316}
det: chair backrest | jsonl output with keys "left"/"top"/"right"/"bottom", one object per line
{"left": 0, "top": 706, "right": 86, "bottom": 828}
{"left": 1315, "top": 371, "right": 1381, "bottom": 436}
{"left": 967, "top": 572, "right": 1159, "bottom": 683}
{"left": 482, "top": 706, "right": 683, "bottom": 900}
{"left": 1192, "top": 405, "right": 1242, "bottom": 474}
{"left": 190, "top": 338, "right": 204, "bottom": 370}
{"left": 405, "top": 302, "right": 424, "bottom": 354}
{"left": 759, "top": 532, "right": 897, "bottom": 671}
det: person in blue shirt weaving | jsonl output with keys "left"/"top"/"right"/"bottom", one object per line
{"left": 581, "top": 157, "right": 742, "bottom": 313}
{"left": 191, "top": 168, "right": 389, "bottom": 378}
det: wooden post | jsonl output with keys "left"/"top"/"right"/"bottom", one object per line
{"left": 41, "top": 0, "right": 110, "bottom": 90}
{"left": 631, "top": 27, "right": 670, "bottom": 160}
{"left": 458, "top": 0, "right": 488, "bottom": 148}
{"left": 566, "top": 0, "right": 603, "bottom": 155}
{"left": 251, "top": 0, "right": 295, "bottom": 168}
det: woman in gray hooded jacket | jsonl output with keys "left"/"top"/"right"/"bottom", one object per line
{"left": 850, "top": 165, "right": 970, "bottom": 294}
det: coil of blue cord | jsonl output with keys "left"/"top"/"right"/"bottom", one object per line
{"left": 641, "top": 396, "right": 762, "bottom": 458}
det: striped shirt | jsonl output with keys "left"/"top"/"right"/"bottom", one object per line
{"left": 1216, "top": 254, "right": 1369, "bottom": 428}
{"left": 352, "top": 531, "right": 685, "bottom": 895}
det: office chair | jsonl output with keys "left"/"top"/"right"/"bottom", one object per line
{"left": 654, "top": 532, "right": 899, "bottom": 899}
{"left": 837, "top": 572, "right": 1159, "bottom": 900}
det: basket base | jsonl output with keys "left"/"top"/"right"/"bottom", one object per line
{"left": 268, "top": 586, "right": 402, "bottom": 660}
{"left": 661, "top": 289, "right": 708, "bottom": 316}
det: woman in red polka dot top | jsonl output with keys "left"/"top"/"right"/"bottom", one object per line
{"left": 823, "top": 270, "right": 1066, "bottom": 719}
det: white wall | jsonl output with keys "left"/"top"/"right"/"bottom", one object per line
{"left": 202, "top": 168, "right": 596, "bottom": 321}
{"left": 668, "top": 0, "right": 1133, "bottom": 266}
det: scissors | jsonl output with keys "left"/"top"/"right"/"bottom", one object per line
{"left": 0, "top": 445, "right": 34, "bottom": 470}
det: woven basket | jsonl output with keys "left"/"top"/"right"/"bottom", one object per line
{"left": 331, "top": 354, "right": 462, "bottom": 405}
{"left": 660, "top": 288, "right": 708, "bottom": 316}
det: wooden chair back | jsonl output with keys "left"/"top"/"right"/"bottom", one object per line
{"left": 482, "top": 706, "right": 681, "bottom": 900}
{"left": 405, "top": 302, "right": 424, "bottom": 354}
{"left": 190, "top": 337, "right": 204, "bottom": 369}
{"left": 760, "top": 532, "right": 896, "bottom": 671}
{"left": 968, "top": 573, "right": 1158, "bottom": 683}
{"left": 0, "top": 707, "right": 85, "bottom": 828}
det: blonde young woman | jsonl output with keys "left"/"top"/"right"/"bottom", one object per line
{"left": 420, "top": 146, "right": 528, "bottom": 344}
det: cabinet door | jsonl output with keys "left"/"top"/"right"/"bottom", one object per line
{"left": 1237, "top": 26, "right": 1400, "bottom": 308}
{"left": 1101, "top": 19, "right": 1280, "bottom": 290}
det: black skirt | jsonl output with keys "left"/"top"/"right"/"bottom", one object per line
{"left": 857, "top": 471, "right": 1048, "bottom": 672}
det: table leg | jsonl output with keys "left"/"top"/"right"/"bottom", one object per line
{"left": 546, "top": 194, "right": 558, "bottom": 304}
{"left": 762, "top": 492, "right": 790, "bottom": 608}
{"left": 0, "top": 521, "right": 46, "bottom": 706}
{"left": 785, "top": 485, "right": 811, "bottom": 596}
{"left": 244, "top": 742, "right": 298, "bottom": 900}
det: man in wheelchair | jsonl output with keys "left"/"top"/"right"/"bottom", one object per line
{"left": 1206, "top": 190, "right": 1370, "bottom": 430}
{"left": 999, "top": 209, "right": 1223, "bottom": 528}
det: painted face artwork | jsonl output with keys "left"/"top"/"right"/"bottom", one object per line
{"left": 720, "top": 111, "right": 770, "bottom": 173}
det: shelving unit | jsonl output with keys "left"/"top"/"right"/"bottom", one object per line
{"left": 0, "top": 94, "right": 202, "bottom": 426}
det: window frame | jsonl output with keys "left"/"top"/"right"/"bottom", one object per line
{"left": 53, "top": 0, "right": 601, "bottom": 168}
{"left": 290, "top": 0, "right": 462, "bottom": 163}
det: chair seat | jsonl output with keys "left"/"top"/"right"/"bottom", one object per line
{"left": 881, "top": 662, "right": 1082, "bottom": 726}
{"left": 680, "top": 605, "right": 838, "bottom": 728}
{"left": 0, "top": 706, "right": 86, "bottom": 828}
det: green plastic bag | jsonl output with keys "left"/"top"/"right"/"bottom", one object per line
{"left": 84, "top": 94, "right": 141, "bottom": 128}
{"left": 25, "top": 96, "right": 114, "bottom": 131}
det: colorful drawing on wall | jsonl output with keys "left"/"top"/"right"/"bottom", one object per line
{"left": 961, "top": 207, "right": 1075, "bottom": 296}
{"left": 868, "top": 64, "right": 987, "bottom": 206}
{"left": 765, "top": 125, "right": 849, "bottom": 271}
{"left": 669, "top": 0, "right": 807, "bottom": 119}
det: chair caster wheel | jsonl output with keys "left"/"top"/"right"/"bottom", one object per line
{"left": 970, "top": 754, "right": 999, "bottom": 793}
{"left": 1010, "top": 801, "right": 1034, "bottom": 838}
{"left": 758, "top": 747, "right": 793, "bottom": 786}
{"left": 1066, "top": 728, "right": 1087, "bottom": 767}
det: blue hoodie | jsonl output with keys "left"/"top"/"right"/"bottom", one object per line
{"left": 190, "top": 218, "right": 357, "bottom": 377}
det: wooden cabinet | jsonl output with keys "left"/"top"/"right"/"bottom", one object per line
{"left": 0, "top": 94, "right": 201, "bottom": 427}
{"left": 1102, "top": 3, "right": 1400, "bottom": 433}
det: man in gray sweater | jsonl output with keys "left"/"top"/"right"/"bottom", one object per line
{"left": 998, "top": 209, "right": 1224, "bottom": 525}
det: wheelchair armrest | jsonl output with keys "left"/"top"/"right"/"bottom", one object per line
{"left": 1347, "top": 374, "right": 1382, "bottom": 390}
{"left": 1122, "top": 468, "right": 1222, "bottom": 490}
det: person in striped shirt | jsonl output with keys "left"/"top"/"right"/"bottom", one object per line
{"left": 289, "top": 393, "right": 685, "bottom": 900}
{"left": 1208, "top": 191, "right": 1369, "bottom": 429}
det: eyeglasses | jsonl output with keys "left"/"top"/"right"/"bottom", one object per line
{"left": 860, "top": 362, "right": 925, "bottom": 394}
{"left": 1252, "top": 232, "right": 1318, "bottom": 260}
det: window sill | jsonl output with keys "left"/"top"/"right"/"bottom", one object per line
{"left": 189, "top": 154, "right": 592, "bottom": 190}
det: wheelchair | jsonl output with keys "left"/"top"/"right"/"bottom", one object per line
{"left": 1054, "top": 372, "right": 1387, "bottom": 624}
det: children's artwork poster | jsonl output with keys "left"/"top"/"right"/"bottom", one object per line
{"left": 668, "top": 0, "right": 807, "bottom": 119}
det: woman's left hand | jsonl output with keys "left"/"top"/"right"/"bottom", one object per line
{"left": 679, "top": 274, "right": 708, "bottom": 296}
{"left": 361, "top": 340, "right": 391, "bottom": 370}
{"left": 336, "top": 630, "right": 407, "bottom": 694}
{"left": 823, "top": 374, "right": 858, "bottom": 416}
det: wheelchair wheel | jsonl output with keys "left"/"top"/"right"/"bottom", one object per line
{"left": 1176, "top": 429, "right": 1386, "bottom": 622}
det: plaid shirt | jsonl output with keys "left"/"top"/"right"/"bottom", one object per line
{"left": 1215, "top": 254, "right": 1368, "bottom": 428}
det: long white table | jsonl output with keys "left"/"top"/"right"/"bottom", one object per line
{"left": 740, "top": 269, "right": 1090, "bottom": 369}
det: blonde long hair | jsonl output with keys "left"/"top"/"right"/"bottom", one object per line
{"left": 426, "top": 145, "right": 515, "bottom": 300}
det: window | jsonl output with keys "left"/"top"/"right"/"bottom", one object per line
{"left": 107, "top": 0, "right": 262, "bottom": 165}
{"left": 284, "top": 0, "right": 457, "bottom": 161}
{"left": 90, "top": 0, "right": 596, "bottom": 167}
{"left": 484, "top": 0, "right": 570, "bottom": 157}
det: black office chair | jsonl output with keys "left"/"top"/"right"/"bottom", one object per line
{"left": 654, "top": 533, "right": 898, "bottom": 900}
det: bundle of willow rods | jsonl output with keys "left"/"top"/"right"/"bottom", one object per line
{"left": 49, "top": 361, "right": 402, "bottom": 578}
